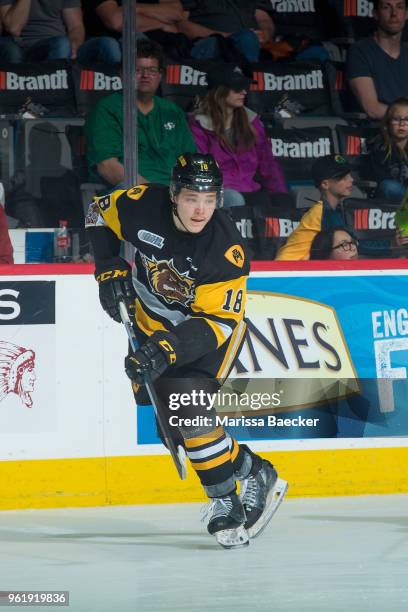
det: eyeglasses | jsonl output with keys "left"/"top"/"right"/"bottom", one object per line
{"left": 136, "top": 67, "right": 161, "bottom": 76}
{"left": 390, "top": 116, "right": 408, "bottom": 125}
{"left": 332, "top": 239, "right": 358, "bottom": 252}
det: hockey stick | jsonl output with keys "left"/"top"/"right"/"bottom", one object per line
{"left": 118, "top": 300, "right": 187, "bottom": 480}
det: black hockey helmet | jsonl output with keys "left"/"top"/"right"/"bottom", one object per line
{"left": 170, "top": 153, "right": 224, "bottom": 207}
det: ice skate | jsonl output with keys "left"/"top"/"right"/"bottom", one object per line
{"left": 202, "top": 491, "right": 249, "bottom": 549}
{"left": 240, "top": 460, "right": 288, "bottom": 539}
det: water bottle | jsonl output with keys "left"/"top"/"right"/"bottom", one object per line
{"left": 54, "top": 220, "right": 71, "bottom": 263}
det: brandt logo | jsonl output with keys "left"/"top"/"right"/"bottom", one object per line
{"left": 271, "top": 0, "right": 316, "bottom": 12}
{"left": 80, "top": 70, "right": 122, "bottom": 91}
{"left": 0, "top": 69, "right": 68, "bottom": 91}
{"left": 346, "top": 135, "right": 368, "bottom": 156}
{"left": 0, "top": 341, "right": 37, "bottom": 408}
{"left": 271, "top": 137, "right": 331, "bottom": 158}
{"left": 264, "top": 217, "right": 299, "bottom": 237}
{"left": 353, "top": 209, "right": 395, "bottom": 230}
{"left": 165, "top": 64, "right": 207, "bottom": 86}
{"left": 251, "top": 69, "right": 323, "bottom": 92}
{"left": 344, "top": 0, "right": 373, "bottom": 17}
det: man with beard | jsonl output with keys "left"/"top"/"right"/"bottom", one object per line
{"left": 347, "top": 0, "right": 408, "bottom": 119}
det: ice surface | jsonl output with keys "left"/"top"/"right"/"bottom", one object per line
{"left": 0, "top": 495, "right": 407, "bottom": 612}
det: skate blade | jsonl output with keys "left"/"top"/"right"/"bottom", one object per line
{"left": 248, "top": 478, "right": 288, "bottom": 539}
{"left": 215, "top": 525, "right": 249, "bottom": 549}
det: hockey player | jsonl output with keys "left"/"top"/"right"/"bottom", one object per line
{"left": 86, "top": 153, "right": 287, "bottom": 548}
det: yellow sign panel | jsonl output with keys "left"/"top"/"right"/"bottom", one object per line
{"left": 219, "top": 291, "right": 359, "bottom": 414}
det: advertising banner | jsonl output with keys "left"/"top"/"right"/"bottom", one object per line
{"left": 0, "top": 61, "right": 76, "bottom": 116}
{"left": 0, "top": 269, "right": 134, "bottom": 462}
{"left": 0, "top": 264, "right": 407, "bottom": 462}
{"left": 0, "top": 280, "right": 56, "bottom": 433}
{"left": 137, "top": 266, "right": 408, "bottom": 445}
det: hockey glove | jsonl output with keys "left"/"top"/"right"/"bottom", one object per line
{"left": 95, "top": 258, "right": 136, "bottom": 323}
{"left": 125, "top": 331, "right": 179, "bottom": 385}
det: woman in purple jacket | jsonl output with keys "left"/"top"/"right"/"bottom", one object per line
{"left": 188, "top": 64, "right": 287, "bottom": 207}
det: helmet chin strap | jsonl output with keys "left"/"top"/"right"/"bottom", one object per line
{"left": 171, "top": 198, "right": 193, "bottom": 234}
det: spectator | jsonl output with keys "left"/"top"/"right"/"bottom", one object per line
{"left": 85, "top": 40, "right": 196, "bottom": 188}
{"left": 0, "top": 10, "right": 19, "bottom": 62}
{"left": 309, "top": 227, "right": 359, "bottom": 260}
{"left": 188, "top": 64, "right": 287, "bottom": 208}
{"left": 0, "top": 0, "right": 85, "bottom": 62}
{"left": 0, "top": 185, "right": 13, "bottom": 264}
{"left": 276, "top": 155, "right": 354, "bottom": 261}
{"left": 81, "top": 1, "right": 189, "bottom": 62}
{"left": 347, "top": 0, "right": 408, "bottom": 119}
{"left": 178, "top": 1, "right": 275, "bottom": 63}
{"left": 77, "top": 0, "right": 123, "bottom": 64}
{"left": 94, "top": 0, "right": 187, "bottom": 35}
{"left": 365, "top": 97, "right": 408, "bottom": 202}
{"left": 276, "top": 154, "right": 408, "bottom": 260}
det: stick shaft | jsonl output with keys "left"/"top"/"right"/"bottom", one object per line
{"left": 118, "top": 301, "right": 186, "bottom": 479}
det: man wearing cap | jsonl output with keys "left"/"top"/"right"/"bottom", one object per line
{"left": 276, "top": 155, "right": 353, "bottom": 261}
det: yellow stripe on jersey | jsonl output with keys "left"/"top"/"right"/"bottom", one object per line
{"left": 135, "top": 299, "right": 168, "bottom": 337}
{"left": 192, "top": 276, "right": 247, "bottom": 320}
{"left": 191, "top": 276, "right": 247, "bottom": 346}
{"left": 216, "top": 318, "right": 247, "bottom": 381}
{"left": 191, "top": 449, "right": 231, "bottom": 471}
{"left": 184, "top": 427, "right": 225, "bottom": 449}
{"left": 98, "top": 189, "right": 127, "bottom": 240}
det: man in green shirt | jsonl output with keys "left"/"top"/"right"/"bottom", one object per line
{"left": 85, "top": 39, "right": 196, "bottom": 187}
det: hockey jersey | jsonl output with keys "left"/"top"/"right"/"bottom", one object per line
{"left": 87, "top": 184, "right": 250, "bottom": 376}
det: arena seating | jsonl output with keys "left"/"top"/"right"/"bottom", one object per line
{"left": 342, "top": 197, "right": 401, "bottom": 257}
{"left": 0, "top": 61, "right": 77, "bottom": 117}
{"left": 261, "top": 0, "right": 328, "bottom": 40}
{"left": 8, "top": 118, "right": 86, "bottom": 227}
{"left": 336, "top": 123, "right": 378, "bottom": 193}
{"left": 228, "top": 204, "right": 303, "bottom": 260}
{"left": 72, "top": 63, "right": 122, "bottom": 117}
{"left": 247, "top": 60, "right": 332, "bottom": 117}
{"left": 265, "top": 125, "right": 336, "bottom": 184}
{"left": 0, "top": 120, "right": 15, "bottom": 193}
{"left": 160, "top": 59, "right": 212, "bottom": 111}
{"left": 331, "top": 0, "right": 375, "bottom": 40}
{"left": 2, "top": 0, "right": 405, "bottom": 260}
{"left": 324, "top": 60, "right": 363, "bottom": 117}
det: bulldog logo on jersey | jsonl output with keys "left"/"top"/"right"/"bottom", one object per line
{"left": 141, "top": 255, "right": 195, "bottom": 306}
